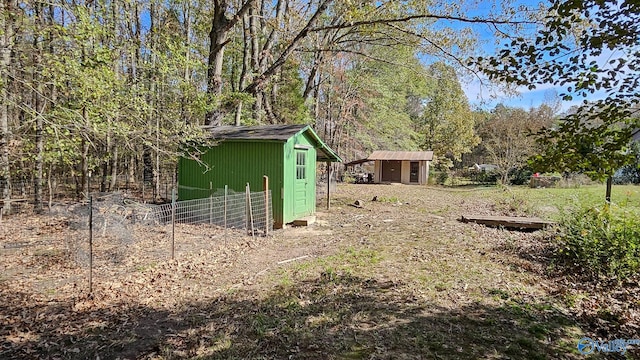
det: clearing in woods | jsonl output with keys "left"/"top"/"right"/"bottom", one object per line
{"left": 2, "top": 183, "right": 638, "bottom": 359}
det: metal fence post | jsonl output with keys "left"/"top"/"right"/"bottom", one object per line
{"left": 89, "top": 195, "right": 93, "bottom": 294}
{"left": 246, "top": 183, "right": 254, "bottom": 237}
{"left": 209, "top": 182, "right": 213, "bottom": 225}
{"left": 263, "top": 175, "right": 269, "bottom": 236}
{"left": 171, "top": 188, "right": 176, "bottom": 260}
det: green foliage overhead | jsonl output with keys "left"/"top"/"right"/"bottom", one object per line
{"left": 477, "top": 0, "right": 640, "bottom": 182}
{"left": 272, "top": 60, "right": 312, "bottom": 125}
{"left": 529, "top": 106, "right": 634, "bottom": 181}
{"left": 1, "top": 0, "right": 547, "bottom": 205}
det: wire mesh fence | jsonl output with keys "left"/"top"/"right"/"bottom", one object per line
{"left": 151, "top": 190, "right": 272, "bottom": 235}
{"left": 41, "top": 187, "right": 273, "bottom": 292}
{"left": 0, "top": 179, "right": 33, "bottom": 198}
{"left": 1, "top": 177, "right": 276, "bottom": 297}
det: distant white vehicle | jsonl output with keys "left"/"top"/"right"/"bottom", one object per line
{"left": 469, "top": 163, "right": 499, "bottom": 172}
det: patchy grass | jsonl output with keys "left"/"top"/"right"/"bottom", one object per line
{"left": 457, "top": 184, "right": 640, "bottom": 220}
{"left": 509, "top": 184, "right": 640, "bottom": 219}
{"left": 4, "top": 183, "right": 636, "bottom": 359}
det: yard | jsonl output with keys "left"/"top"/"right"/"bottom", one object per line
{"left": 1, "top": 183, "right": 639, "bottom": 359}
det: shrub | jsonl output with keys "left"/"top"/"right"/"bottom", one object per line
{"left": 436, "top": 171, "right": 449, "bottom": 185}
{"left": 508, "top": 166, "right": 533, "bottom": 185}
{"left": 553, "top": 205, "right": 640, "bottom": 279}
{"left": 493, "top": 192, "right": 537, "bottom": 216}
{"left": 476, "top": 170, "right": 499, "bottom": 184}
{"left": 614, "top": 142, "right": 640, "bottom": 184}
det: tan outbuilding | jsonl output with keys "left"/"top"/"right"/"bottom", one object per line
{"left": 368, "top": 151, "right": 433, "bottom": 185}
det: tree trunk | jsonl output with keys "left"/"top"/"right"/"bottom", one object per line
{"left": 155, "top": 115, "right": 160, "bottom": 201}
{"left": 234, "top": 101, "right": 243, "bottom": 126}
{"left": 181, "top": 1, "right": 191, "bottom": 124}
{"left": 205, "top": 6, "right": 230, "bottom": 126}
{"left": 34, "top": 83, "right": 44, "bottom": 211}
{"left": 109, "top": 144, "right": 118, "bottom": 190}
{"left": 605, "top": 175, "right": 612, "bottom": 203}
{"left": 33, "top": 1, "right": 46, "bottom": 213}
{"left": 101, "top": 116, "right": 112, "bottom": 192}
{"left": 80, "top": 107, "right": 90, "bottom": 200}
{"left": 100, "top": 154, "right": 108, "bottom": 192}
{"left": 127, "top": 153, "right": 136, "bottom": 189}
{"left": 148, "top": 0, "right": 160, "bottom": 201}
{"left": 249, "top": 1, "right": 262, "bottom": 121}
{"left": 0, "top": 0, "right": 17, "bottom": 213}
{"left": 205, "top": 0, "right": 256, "bottom": 126}
{"left": 235, "top": 12, "right": 252, "bottom": 126}
{"left": 244, "top": 0, "right": 333, "bottom": 95}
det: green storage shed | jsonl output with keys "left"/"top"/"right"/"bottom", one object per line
{"left": 178, "top": 124, "right": 342, "bottom": 228}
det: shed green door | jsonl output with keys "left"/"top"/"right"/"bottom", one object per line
{"left": 294, "top": 149, "right": 308, "bottom": 216}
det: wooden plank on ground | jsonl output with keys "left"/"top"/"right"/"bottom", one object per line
{"left": 460, "top": 215, "right": 555, "bottom": 230}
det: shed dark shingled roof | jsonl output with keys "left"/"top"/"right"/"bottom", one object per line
{"left": 204, "top": 124, "right": 342, "bottom": 162}
{"left": 206, "top": 124, "right": 307, "bottom": 141}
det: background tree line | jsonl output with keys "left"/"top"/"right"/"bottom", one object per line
{"left": 8, "top": 0, "right": 636, "bottom": 210}
{"left": 2, "top": 0, "right": 547, "bottom": 212}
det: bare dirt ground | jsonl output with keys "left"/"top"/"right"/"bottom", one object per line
{"left": 0, "top": 184, "right": 631, "bottom": 359}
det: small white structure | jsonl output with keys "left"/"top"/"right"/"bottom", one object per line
{"left": 369, "top": 151, "right": 433, "bottom": 185}
{"left": 469, "top": 163, "right": 499, "bottom": 173}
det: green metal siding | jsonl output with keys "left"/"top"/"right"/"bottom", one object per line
{"left": 178, "top": 141, "right": 285, "bottom": 225}
{"left": 283, "top": 132, "right": 316, "bottom": 222}
{"left": 178, "top": 129, "right": 320, "bottom": 227}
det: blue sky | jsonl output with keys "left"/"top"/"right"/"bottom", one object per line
{"left": 445, "top": 0, "right": 596, "bottom": 113}
{"left": 453, "top": 0, "right": 626, "bottom": 114}
{"left": 463, "top": 79, "right": 560, "bottom": 111}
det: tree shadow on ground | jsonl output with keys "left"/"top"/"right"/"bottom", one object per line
{"left": 491, "top": 232, "right": 640, "bottom": 359}
{"left": 1, "top": 272, "right": 603, "bottom": 359}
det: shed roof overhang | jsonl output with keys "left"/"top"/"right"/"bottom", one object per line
{"left": 205, "top": 124, "right": 342, "bottom": 163}
{"left": 344, "top": 158, "right": 373, "bottom": 167}
{"left": 302, "top": 126, "right": 343, "bottom": 163}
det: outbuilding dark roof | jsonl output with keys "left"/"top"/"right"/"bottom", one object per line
{"left": 206, "top": 124, "right": 307, "bottom": 141}
{"left": 344, "top": 158, "right": 373, "bottom": 166}
{"left": 204, "top": 124, "right": 342, "bottom": 162}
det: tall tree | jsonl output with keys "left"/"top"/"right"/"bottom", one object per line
{"left": 346, "top": 47, "right": 430, "bottom": 152}
{"left": 0, "top": 0, "right": 546, "bottom": 211}
{"left": 1, "top": 0, "right": 18, "bottom": 212}
{"left": 421, "top": 62, "right": 479, "bottom": 167}
{"left": 477, "top": 0, "right": 640, "bottom": 200}
{"left": 480, "top": 104, "right": 554, "bottom": 184}
{"left": 205, "top": 0, "right": 256, "bottom": 125}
